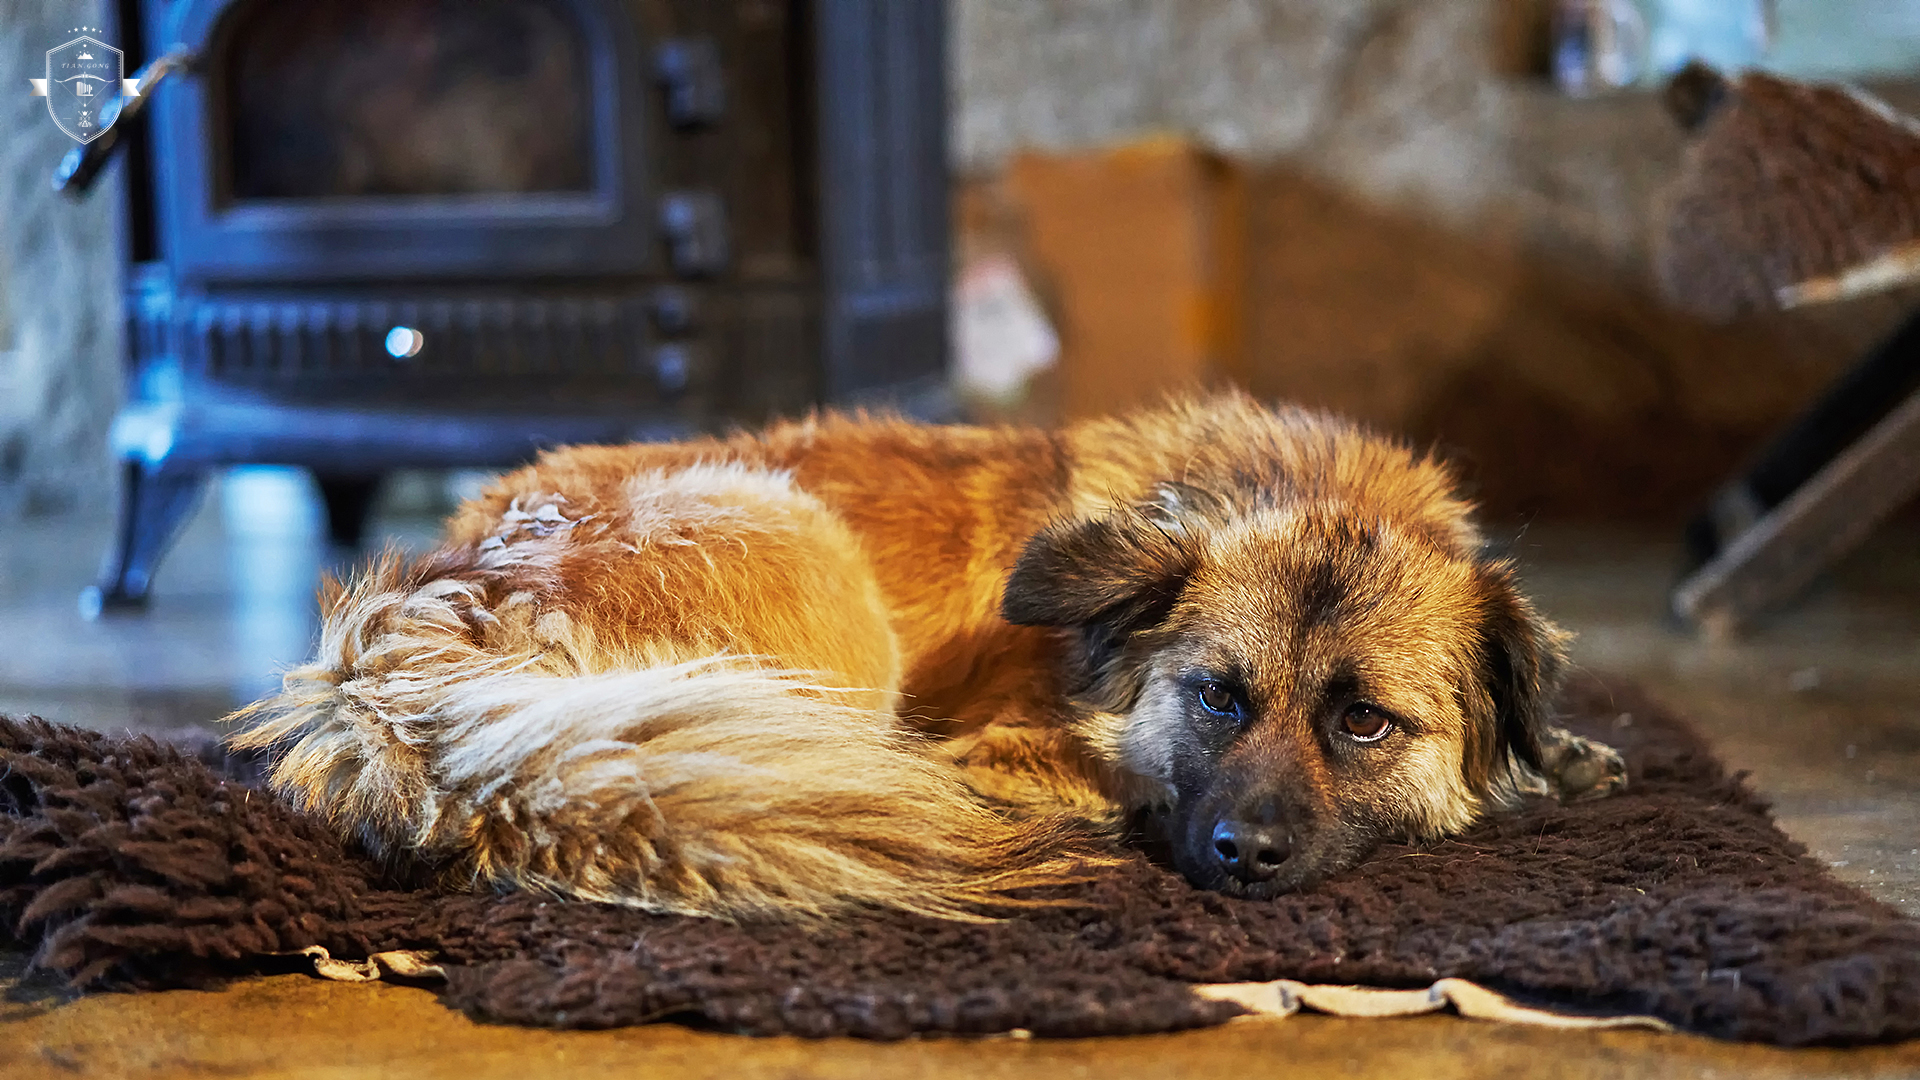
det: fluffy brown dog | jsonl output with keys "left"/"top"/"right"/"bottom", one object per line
{"left": 233, "top": 394, "right": 1625, "bottom": 920}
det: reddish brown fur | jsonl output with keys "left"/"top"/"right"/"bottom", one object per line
{"left": 233, "top": 393, "right": 1624, "bottom": 918}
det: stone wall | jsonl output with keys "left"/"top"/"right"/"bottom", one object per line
{"left": 953, "top": 0, "right": 1684, "bottom": 281}
{"left": 0, "top": 0, "right": 120, "bottom": 517}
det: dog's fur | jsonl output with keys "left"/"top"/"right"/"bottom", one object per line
{"left": 232, "top": 394, "right": 1625, "bottom": 920}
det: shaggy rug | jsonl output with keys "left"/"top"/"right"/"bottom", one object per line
{"left": 2, "top": 673, "right": 1917, "bottom": 1045}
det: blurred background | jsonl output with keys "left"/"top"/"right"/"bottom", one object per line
{"left": 0, "top": 0, "right": 1916, "bottom": 909}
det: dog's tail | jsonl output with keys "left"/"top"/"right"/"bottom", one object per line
{"left": 229, "top": 560, "right": 1083, "bottom": 922}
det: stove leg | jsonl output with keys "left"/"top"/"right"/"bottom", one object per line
{"left": 81, "top": 460, "right": 211, "bottom": 619}
{"left": 314, "top": 472, "right": 383, "bottom": 549}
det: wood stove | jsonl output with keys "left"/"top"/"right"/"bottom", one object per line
{"left": 74, "top": 0, "right": 949, "bottom": 612}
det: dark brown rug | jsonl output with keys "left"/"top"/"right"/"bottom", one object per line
{"left": 2, "top": 674, "right": 1917, "bottom": 1045}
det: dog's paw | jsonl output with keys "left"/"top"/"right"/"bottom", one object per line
{"left": 1537, "top": 725, "right": 1628, "bottom": 803}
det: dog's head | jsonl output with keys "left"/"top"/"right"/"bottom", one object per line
{"left": 1002, "top": 487, "right": 1565, "bottom": 899}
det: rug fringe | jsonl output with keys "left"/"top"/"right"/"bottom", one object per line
{"left": 1194, "top": 978, "right": 1673, "bottom": 1033}
{"left": 283, "top": 946, "right": 447, "bottom": 984}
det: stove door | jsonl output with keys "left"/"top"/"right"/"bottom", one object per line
{"left": 150, "top": 0, "right": 657, "bottom": 283}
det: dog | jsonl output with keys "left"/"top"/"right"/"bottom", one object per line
{"left": 232, "top": 393, "right": 1625, "bottom": 920}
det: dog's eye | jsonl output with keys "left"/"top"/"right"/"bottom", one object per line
{"left": 1341, "top": 702, "right": 1394, "bottom": 742}
{"left": 1197, "top": 681, "right": 1241, "bottom": 718}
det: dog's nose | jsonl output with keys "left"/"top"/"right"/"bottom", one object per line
{"left": 1211, "top": 818, "right": 1291, "bottom": 883}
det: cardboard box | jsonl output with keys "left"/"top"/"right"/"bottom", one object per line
{"left": 1004, "top": 137, "right": 1248, "bottom": 419}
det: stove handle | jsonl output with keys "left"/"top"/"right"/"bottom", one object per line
{"left": 53, "top": 48, "right": 197, "bottom": 200}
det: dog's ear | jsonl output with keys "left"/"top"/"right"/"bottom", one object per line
{"left": 1470, "top": 561, "right": 1568, "bottom": 780}
{"left": 1001, "top": 507, "right": 1200, "bottom": 633}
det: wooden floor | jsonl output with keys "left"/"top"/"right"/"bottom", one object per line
{"left": 6, "top": 960, "right": 1920, "bottom": 1080}
{"left": 1, "top": 467, "right": 1916, "bottom": 1078}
